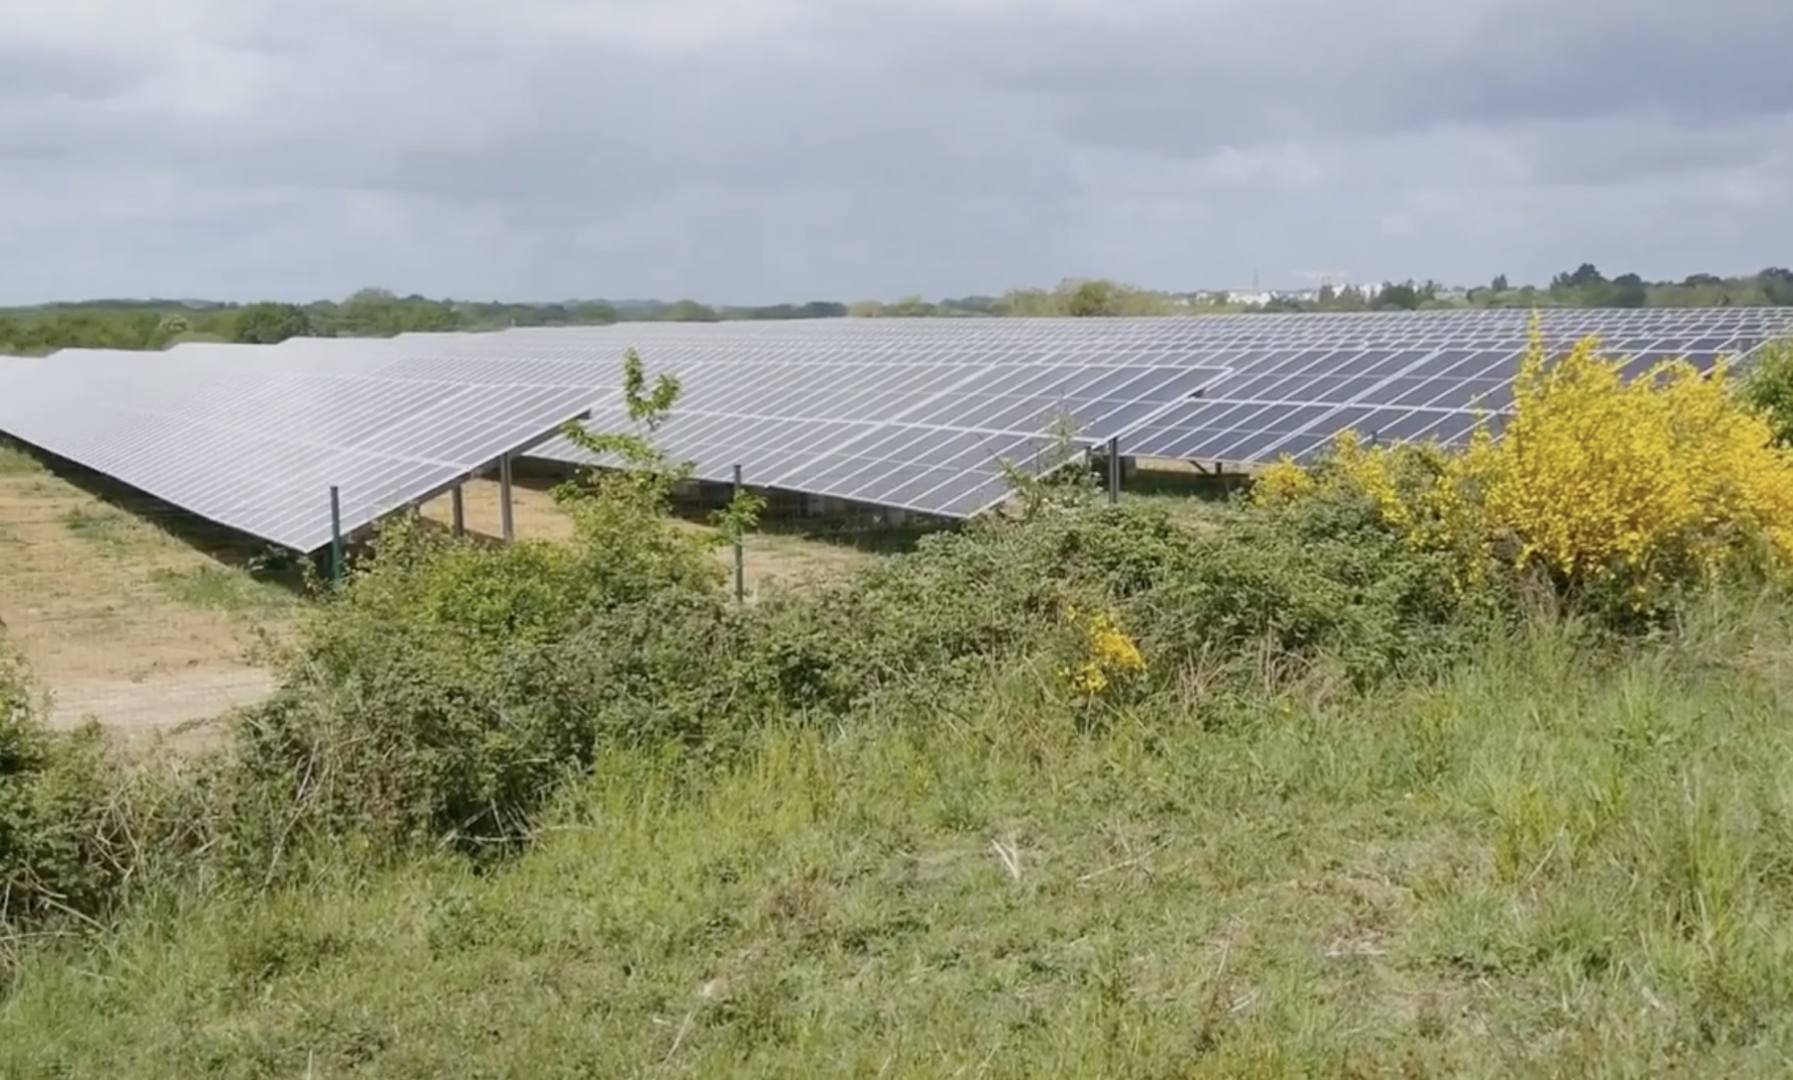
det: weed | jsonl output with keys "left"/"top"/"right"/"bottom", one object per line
{"left": 150, "top": 565, "right": 295, "bottom": 618}
{"left": 60, "top": 506, "right": 141, "bottom": 551}
{"left": 0, "top": 441, "right": 42, "bottom": 476}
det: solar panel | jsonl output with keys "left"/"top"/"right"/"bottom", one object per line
{"left": 9, "top": 309, "right": 1789, "bottom": 542}
{"left": 490, "top": 309, "right": 1793, "bottom": 477}
{"left": 529, "top": 361, "right": 1225, "bottom": 516}
{"left": 0, "top": 346, "right": 596, "bottom": 552}
{"left": 1120, "top": 309, "right": 1793, "bottom": 464}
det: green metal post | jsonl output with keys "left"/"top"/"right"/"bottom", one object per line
{"left": 329, "top": 485, "right": 344, "bottom": 585}
{"left": 732, "top": 464, "right": 746, "bottom": 602}
{"left": 1106, "top": 435, "right": 1121, "bottom": 505}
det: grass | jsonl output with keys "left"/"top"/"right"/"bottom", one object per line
{"left": 60, "top": 505, "right": 146, "bottom": 551}
{"left": 7, "top": 596, "right": 1793, "bottom": 1075}
{"left": 0, "top": 440, "right": 44, "bottom": 475}
{"left": 150, "top": 565, "right": 299, "bottom": 619}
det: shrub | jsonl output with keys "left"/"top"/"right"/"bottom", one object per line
{"left": 1058, "top": 606, "right": 1146, "bottom": 696}
{"left": 232, "top": 511, "right": 735, "bottom": 859}
{"left": 1740, "top": 338, "right": 1793, "bottom": 447}
{"left": 1486, "top": 338, "right": 1793, "bottom": 595}
{"left": 0, "top": 651, "right": 125, "bottom": 927}
{"left": 1258, "top": 332, "right": 1793, "bottom": 620}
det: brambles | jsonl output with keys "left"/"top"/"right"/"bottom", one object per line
{"left": 0, "top": 649, "right": 125, "bottom": 927}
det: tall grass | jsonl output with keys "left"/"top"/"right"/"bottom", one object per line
{"left": 6, "top": 594, "right": 1793, "bottom": 1075}
{"left": 0, "top": 440, "right": 42, "bottom": 476}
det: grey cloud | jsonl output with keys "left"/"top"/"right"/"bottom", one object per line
{"left": 1, "top": 0, "right": 1790, "bottom": 304}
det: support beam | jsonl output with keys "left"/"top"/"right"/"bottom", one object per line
{"left": 1106, "top": 435, "right": 1121, "bottom": 505}
{"left": 451, "top": 484, "right": 465, "bottom": 537}
{"left": 499, "top": 456, "right": 515, "bottom": 542}
{"left": 732, "top": 464, "right": 746, "bottom": 603}
{"left": 328, "top": 485, "right": 344, "bottom": 585}
{"left": 731, "top": 459, "right": 745, "bottom": 595}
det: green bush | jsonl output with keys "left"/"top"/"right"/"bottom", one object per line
{"left": 1741, "top": 338, "right": 1793, "bottom": 447}
{"left": 0, "top": 652, "right": 125, "bottom": 926}
{"left": 231, "top": 490, "right": 739, "bottom": 859}
{"left": 231, "top": 484, "right": 1501, "bottom": 867}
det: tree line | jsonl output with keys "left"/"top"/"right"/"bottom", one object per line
{"left": 0, "top": 291, "right": 852, "bottom": 354}
{"left": 4, "top": 268, "right": 1790, "bottom": 353}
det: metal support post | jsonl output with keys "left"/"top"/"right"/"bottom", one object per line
{"left": 732, "top": 464, "right": 746, "bottom": 602}
{"left": 1106, "top": 435, "right": 1121, "bottom": 505}
{"left": 329, "top": 485, "right": 344, "bottom": 584}
{"left": 451, "top": 483, "right": 465, "bottom": 536}
{"left": 499, "top": 456, "right": 515, "bottom": 542}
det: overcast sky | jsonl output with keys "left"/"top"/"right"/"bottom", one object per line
{"left": 3, "top": 0, "right": 1790, "bottom": 305}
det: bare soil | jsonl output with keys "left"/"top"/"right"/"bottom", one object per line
{"left": 0, "top": 462, "right": 294, "bottom": 746}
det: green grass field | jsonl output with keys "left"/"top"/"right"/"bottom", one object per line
{"left": 6, "top": 593, "right": 1793, "bottom": 1076}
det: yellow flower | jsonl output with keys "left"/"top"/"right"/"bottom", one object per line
{"left": 1060, "top": 607, "right": 1146, "bottom": 697}
{"left": 1253, "top": 325, "right": 1793, "bottom": 596}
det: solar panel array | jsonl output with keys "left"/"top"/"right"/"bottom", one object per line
{"left": 4, "top": 309, "right": 1791, "bottom": 547}
{"left": 367, "top": 338, "right": 1226, "bottom": 517}
{"left": 0, "top": 345, "right": 596, "bottom": 551}
{"left": 483, "top": 309, "right": 1793, "bottom": 470}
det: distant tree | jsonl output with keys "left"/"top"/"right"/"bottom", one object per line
{"left": 1762, "top": 268, "right": 1793, "bottom": 306}
{"left": 1491, "top": 273, "right": 1509, "bottom": 292}
{"left": 233, "top": 302, "right": 313, "bottom": 344}
{"left": 657, "top": 299, "right": 720, "bottom": 322}
{"left": 1317, "top": 284, "right": 1337, "bottom": 306}
{"left": 1372, "top": 282, "right": 1422, "bottom": 310}
{"left": 999, "top": 288, "right": 1054, "bottom": 316}
{"left": 326, "top": 288, "right": 463, "bottom": 336}
{"left": 848, "top": 300, "right": 885, "bottom": 318}
{"left": 1683, "top": 273, "right": 1723, "bottom": 287}
{"left": 1566, "top": 263, "right": 1605, "bottom": 287}
{"left": 1611, "top": 272, "right": 1648, "bottom": 308}
{"left": 936, "top": 295, "right": 1004, "bottom": 316}
{"left": 884, "top": 295, "right": 938, "bottom": 317}
{"left": 1066, "top": 279, "right": 1119, "bottom": 317}
{"left": 566, "top": 301, "right": 619, "bottom": 324}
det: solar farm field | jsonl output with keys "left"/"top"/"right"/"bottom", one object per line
{"left": 10, "top": 317, "right": 1793, "bottom": 1074}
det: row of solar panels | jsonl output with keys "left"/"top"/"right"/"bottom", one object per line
{"left": 2, "top": 309, "right": 1790, "bottom": 552}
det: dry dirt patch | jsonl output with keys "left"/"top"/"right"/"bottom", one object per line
{"left": 0, "top": 452, "right": 296, "bottom": 744}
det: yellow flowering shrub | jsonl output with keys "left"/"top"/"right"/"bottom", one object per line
{"left": 1253, "top": 329, "right": 1793, "bottom": 611}
{"left": 1250, "top": 458, "right": 1316, "bottom": 504}
{"left": 1485, "top": 336, "right": 1793, "bottom": 590}
{"left": 1059, "top": 606, "right": 1146, "bottom": 696}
